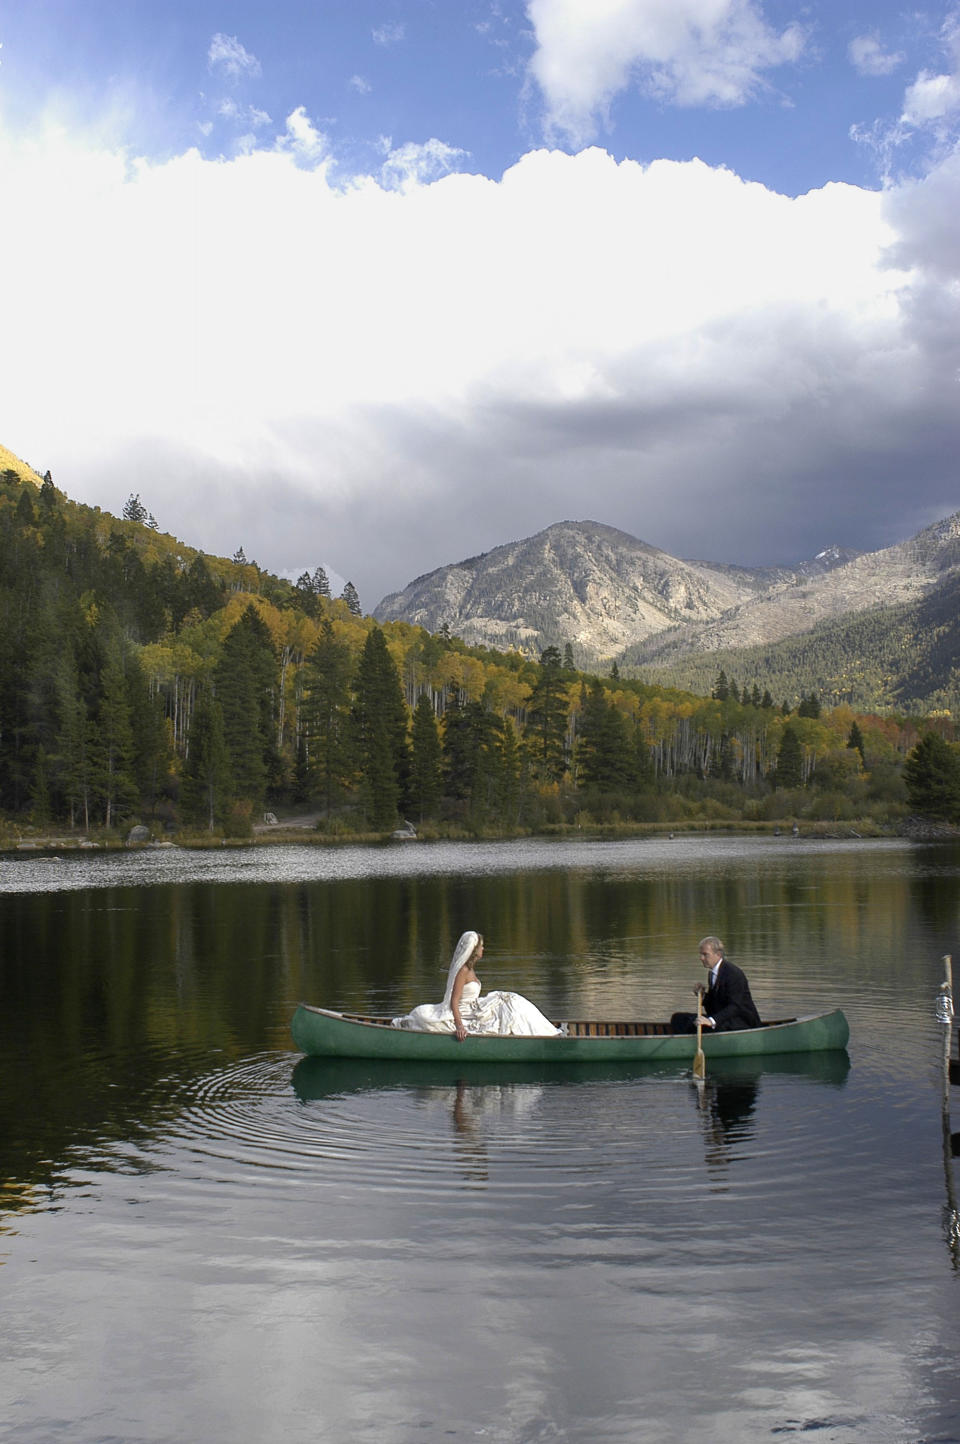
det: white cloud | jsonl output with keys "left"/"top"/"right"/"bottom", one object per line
{"left": 379, "top": 138, "right": 467, "bottom": 189}
{"left": 848, "top": 34, "right": 904, "bottom": 79}
{"left": 275, "top": 105, "right": 329, "bottom": 163}
{"left": 526, "top": 0, "right": 806, "bottom": 145}
{"left": 902, "top": 69, "right": 960, "bottom": 124}
{"left": 1, "top": 112, "right": 958, "bottom": 605}
{"left": 350, "top": 75, "right": 373, "bottom": 95}
{"left": 372, "top": 23, "right": 405, "bottom": 46}
{"left": 900, "top": 9, "right": 960, "bottom": 127}
{"left": 208, "top": 33, "right": 262, "bottom": 81}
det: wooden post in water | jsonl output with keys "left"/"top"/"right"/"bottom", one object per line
{"left": 938, "top": 955, "right": 959, "bottom": 1269}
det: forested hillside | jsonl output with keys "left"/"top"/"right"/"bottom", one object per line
{"left": 0, "top": 463, "right": 951, "bottom": 840}
{"left": 624, "top": 571, "right": 960, "bottom": 715}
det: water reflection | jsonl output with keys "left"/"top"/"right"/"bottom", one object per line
{"left": 290, "top": 1050, "right": 851, "bottom": 1103}
{"left": 4, "top": 839, "right": 960, "bottom": 1444}
{"left": 291, "top": 1051, "right": 850, "bottom": 1191}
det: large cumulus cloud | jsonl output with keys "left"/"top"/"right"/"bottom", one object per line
{"left": 1, "top": 110, "right": 958, "bottom": 608}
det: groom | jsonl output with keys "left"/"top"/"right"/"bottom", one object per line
{"left": 670, "top": 936, "right": 761, "bottom": 1034}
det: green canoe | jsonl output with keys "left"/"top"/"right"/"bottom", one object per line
{"left": 290, "top": 1003, "right": 850, "bottom": 1064}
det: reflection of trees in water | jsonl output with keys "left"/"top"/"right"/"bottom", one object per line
{"left": 910, "top": 843, "right": 960, "bottom": 938}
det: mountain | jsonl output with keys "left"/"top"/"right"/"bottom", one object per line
{"left": 373, "top": 518, "right": 864, "bottom": 664}
{"left": 374, "top": 512, "right": 960, "bottom": 709}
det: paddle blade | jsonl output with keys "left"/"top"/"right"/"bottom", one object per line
{"left": 693, "top": 1047, "right": 706, "bottom": 1080}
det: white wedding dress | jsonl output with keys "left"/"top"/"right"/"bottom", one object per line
{"left": 391, "top": 929, "right": 561, "bottom": 1038}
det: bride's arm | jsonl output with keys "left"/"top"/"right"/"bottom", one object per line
{"left": 450, "top": 966, "right": 469, "bottom": 1042}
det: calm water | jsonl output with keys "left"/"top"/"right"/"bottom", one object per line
{"left": 1, "top": 835, "right": 958, "bottom": 1443}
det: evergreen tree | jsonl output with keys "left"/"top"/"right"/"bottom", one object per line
{"left": 562, "top": 643, "right": 575, "bottom": 671}
{"left": 341, "top": 581, "right": 362, "bottom": 616}
{"left": 30, "top": 745, "right": 52, "bottom": 826}
{"left": 775, "top": 724, "right": 804, "bottom": 790}
{"left": 903, "top": 732, "right": 960, "bottom": 820}
{"left": 351, "top": 627, "right": 410, "bottom": 828}
{"left": 442, "top": 698, "right": 511, "bottom": 824}
{"left": 577, "top": 680, "right": 631, "bottom": 791}
{"left": 92, "top": 651, "right": 138, "bottom": 826}
{"left": 294, "top": 572, "right": 318, "bottom": 617}
{"left": 53, "top": 652, "right": 93, "bottom": 829}
{"left": 301, "top": 618, "right": 355, "bottom": 811}
{"left": 214, "top": 604, "right": 280, "bottom": 805}
{"left": 39, "top": 473, "right": 58, "bottom": 512}
{"left": 180, "top": 690, "right": 232, "bottom": 830}
{"left": 410, "top": 691, "right": 442, "bottom": 820}
{"left": 847, "top": 720, "right": 866, "bottom": 763}
{"left": 16, "top": 489, "right": 36, "bottom": 526}
{"left": 183, "top": 555, "right": 225, "bottom": 618}
{"left": 312, "top": 565, "right": 331, "bottom": 599}
{"left": 127, "top": 659, "right": 170, "bottom": 809}
{"left": 525, "top": 646, "right": 568, "bottom": 781}
{"left": 712, "top": 669, "right": 730, "bottom": 702}
{"left": 122, "top": 493, "right": 150, "bottom": 524}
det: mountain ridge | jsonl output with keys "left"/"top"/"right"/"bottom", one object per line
{"left": 373, "top": 516, "right": 889, "bottom": 663}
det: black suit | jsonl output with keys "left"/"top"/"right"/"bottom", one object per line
{"left": 671, "top": 958, "right": 761, "bottom": 1034}
{"left": 702, "top": 959, "right": 761, "bottom": 1031}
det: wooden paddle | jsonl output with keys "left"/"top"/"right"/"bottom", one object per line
{"left": 693, "top": 988, "right": 706, "bottom": 1080}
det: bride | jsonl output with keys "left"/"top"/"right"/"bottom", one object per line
{"left": 391, "top": 931, "right": 561, "bottom": 1040}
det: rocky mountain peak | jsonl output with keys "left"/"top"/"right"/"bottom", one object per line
{"left": 374, "top": 508, "right": 960, "bottom": 669}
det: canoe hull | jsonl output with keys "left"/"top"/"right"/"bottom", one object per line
{"left": 290, "top": 1004, "right": 849, "bottom": 1063}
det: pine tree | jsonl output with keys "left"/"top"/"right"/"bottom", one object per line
{"left": 122, "top": 494, "right": 150, "bottom": 524}
{"left": 711, "top": 670, "right": 729, "bottom": 701}
{"left": 847, "top": 720, "right": 865, "bottom": 764}
{"left": 294, "top": 572, "right": 318, "bottom": 617}
{"left": 775, "top": 724, "right": 804, "bottom": 790}
{"left": 92, "top": 652, "right": 139, "bottom": 826}
{"left": 127, "top": 660, "right": 170, "bottom": 809}
{"left": 442, "top": 698, "right": 508, "bottom": 823}
{"left": 341, "top": 581, "right": 362, "bottom": 616}
{"left": 410, "top": 691, "right": 442, "bottom": 821}
{"left": 53, "top": 652, "right": 92, "bottom": 829}
{"left": 525, "top": 646, "right": 568, "bottom": 781}
{"left": 312, "top": 565, "right": 331, "bottom": 599}
{"left": 301, "top": 618, "right": 354, "bottom": 811}
{"left": 214, "top": 604, "right": 280, "bottom": 805}
{"left": 180, "top": 690, "right": 232, "bottom": 830}
{"left": 903, "top": 732, "right": 960, "bottom": 820}
{"left": 351, "top": 627, "right": 410, "bottom": 828}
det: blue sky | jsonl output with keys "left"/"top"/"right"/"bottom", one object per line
{"left": 1, "top": 1, "right": 959, "bottom": 606}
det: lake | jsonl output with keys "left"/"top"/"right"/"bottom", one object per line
{"left": 1, "top": 835, "right": 958, "bottom": 1443}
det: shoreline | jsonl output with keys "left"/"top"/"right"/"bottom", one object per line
{"left": 3, "top": 814, "right": 952, "bottom": 856}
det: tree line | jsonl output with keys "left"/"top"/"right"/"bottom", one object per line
{"left": 1, "top": 468, "right": 957, "bottom": 839}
